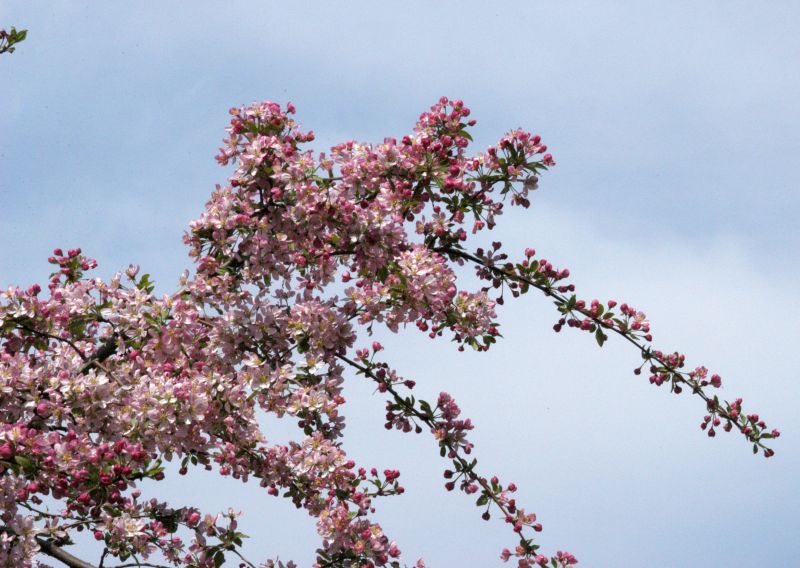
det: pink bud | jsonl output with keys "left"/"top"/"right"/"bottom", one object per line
{"left": 0, "top": 443, "right": 13, "bottom": 460}
{"left": 187, "top": 511, "right": 201, "bottom": 526}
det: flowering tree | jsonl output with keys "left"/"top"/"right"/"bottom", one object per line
{"left": 0, "top": 97, "right": 779, "bottom": 568}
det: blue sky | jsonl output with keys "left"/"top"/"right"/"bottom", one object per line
{"left": 2, "top": 2, "right": 798, "bottom": 567}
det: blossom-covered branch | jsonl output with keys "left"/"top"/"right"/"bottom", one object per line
{"left": 437, "top": 246, "right": 779, "bottom": 456}
{"left": 1, "top": 97, "right": 777, "bottom": 568}
{"left": 339, "top": 350, "right": 576, "bottom": 568}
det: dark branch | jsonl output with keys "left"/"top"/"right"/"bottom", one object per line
{"left": 78, "top": 335, "right": 119, "bottom": 375}
{"left": 0, "top": 526, "right": 96, "bottom": 568}
{"left": 36, "top": 535, "right": 97, "bottom": 568}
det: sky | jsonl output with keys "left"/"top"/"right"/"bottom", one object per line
{"left": 1, "top": 2, "right": 799, "bottom": 567}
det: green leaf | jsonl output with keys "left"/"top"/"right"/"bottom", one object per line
{"left": 214, "top": 550, "right": 225, "bottom": 568}
{"left": 136, "top": 273, "right": 155, "bottom": 293}
{"left": 595, "top": 329, "right": 607, "bottom": 347}
{"left": 376, "top": 265, "right": 389, "bottom": 283}
{"left": 14, "top": 455, "right": 34, "bottom": 472}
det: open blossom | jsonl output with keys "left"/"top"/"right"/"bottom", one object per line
{"left": 396, "top": 245, "right": 457, "bottom": 315}
{"left": 451, "top": 290, "right": 496, "bottom": 339}
{"left": 100, "top": 513, "right": 151, "bottom": 554}
{"left": 0, "top": 514, "right": 40, "bottom": 566}
{"left": 317, "top": 504, "right": 398, "bottom": 565}
{"left": 289, "top": 299, "right": 356, "bottom": 356}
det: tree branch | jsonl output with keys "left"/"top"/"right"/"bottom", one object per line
{"left": 0, "top": 526, "right": 97, "bottom": 568}
{"left": 439, "top": 245, "right": 776, "bottom": 453}
{"left": 35, "top": 535, "right": 97, "bottom": 568}
{"left": 78, "top": 335, "right": 119, "bottom": 375}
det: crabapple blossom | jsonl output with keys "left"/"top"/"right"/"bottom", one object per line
{"left": 0, "top": 97, "right": 778, "bottom": 568}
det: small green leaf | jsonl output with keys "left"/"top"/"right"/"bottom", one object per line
{"left": 14, "top": 455, "right": 34, "bottom": 471}
{"left": 136, "top": 273, "right": 155, "bottom": 293}
{"left": 595, "top": 329, "right": 607, "bottom": 347}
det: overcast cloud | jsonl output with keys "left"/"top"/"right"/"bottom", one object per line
{"left": 1, "top": 2, "right": 798, "bottom": 567}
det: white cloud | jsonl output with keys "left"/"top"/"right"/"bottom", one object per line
{"left": 2, "top": 2, "right": 798, "bottom": 565}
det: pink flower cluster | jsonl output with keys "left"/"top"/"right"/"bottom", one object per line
{"left": 0, "top": 97, "right": 777, "bottom": 567}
